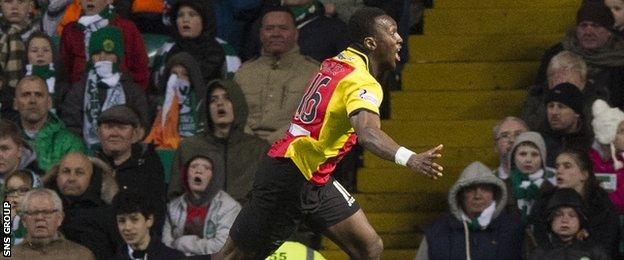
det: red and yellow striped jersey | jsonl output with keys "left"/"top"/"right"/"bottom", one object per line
{"left": 268, "top": 47, "right": 383, "bottom": 185}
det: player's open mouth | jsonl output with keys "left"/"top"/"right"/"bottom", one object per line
{"left": 217, "top": 109, "right": 226, "bottom": 116}
{"left": 395, "top": 48, "right": 401, "bottom": 62}
{"left": 193, "top": 176, "right": 202, "bottom": 184}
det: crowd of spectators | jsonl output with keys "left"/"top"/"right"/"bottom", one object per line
{"left": 0, "top": 0, "right": 422, "bottom": 258}
{"left": 4, "top": 0, "right": 624, "bottom": 259}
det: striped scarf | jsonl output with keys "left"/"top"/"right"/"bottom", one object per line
{"left": 0, "top": 21, "right": 31, "bottom": 88}
{"left": 511, "top": 168, "right": 552, "bottom": 221}
{"left": 83, "top": 69, "right": 125, "bottom": 148}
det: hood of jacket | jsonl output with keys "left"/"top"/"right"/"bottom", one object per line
{"left": 506, "top": 131, "right": 548, "bottom": 171}
{"left": 448, "top": 161, "right": 508, "bottom": 221}
{"left": 159, "top": 51, "right": 208, "bottom": 127}
{"left": 200, "top": 79, "right": 248, "bottom": 143}
{"left": 179, "top": 154, "right": 225, "bottom": 205}
{"left": 43, "top": 156, "right": 118, "bottom": 206}
{"left": 17, "top": 142, "right": 38, "bottom": 170}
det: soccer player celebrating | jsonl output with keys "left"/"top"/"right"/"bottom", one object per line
{"left": 216, "top": 7, "right": 444, "bottom": 260}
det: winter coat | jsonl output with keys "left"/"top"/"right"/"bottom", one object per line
{"left": 504, "top": 131, "right": 557, "bottom": 218}
{"left": 415, "top": 162, "right": 523, "bottom": 260}
{"left": 535, "top": 43, "right": 624, "bottom": 111}
{"left": 43, "top": 157, "right": 123, "bottom": 260}
{"left": 162, "top": 190, "right": 241, "bottom": 255}
{"left": 540, "top": 123, "right": 593, "bottom": 168}
{"left": 527, "top": 187, "right": 621, "bottom": 259}
{"left": 589, "top": 146, "right": 624, "bottom": 214}
{"left": 521, "top": 83, "right": 596, "bottom": 133}
{"left": 61, "top": 73, "right": 150, "bottom": 138}
{"left": 234, "top": 47, "right": 319, "bottom": 142}
{"left": 95, "top": 143, "right": 166, "bottom": 234}
{"left": 167, "top": 80, "right": 269, "bottom": 204}
{"left": 60, "top": 16, "right": 150, "bottom": 89}
{"left": 13, "top": 233, "right": 96, "bottom": 260}
{"left": 110, "top": 237, "right": 185, "bottom": 260}
{"left": 20, "top": 112, "right": 85, "bottom": 172}
{"left": 295, "top": 2, "right": 350, "bottom": 62}
{"left": 529, "top": 235, "right": 611, "bottom": 260}
{"left": 167, "top": 0, "right": 225, "bottom": 83}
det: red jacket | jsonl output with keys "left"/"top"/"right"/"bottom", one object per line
{"left": 60, "top": 17, "right": 149, "bottom": 90}
{"left": 589, "top": 147, "right": 624, "bottom": 214}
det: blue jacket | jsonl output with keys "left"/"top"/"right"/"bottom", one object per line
{"left": 424, "top": 212, "right": 524, "bottom": 260}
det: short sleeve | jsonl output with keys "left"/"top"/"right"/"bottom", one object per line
{"left": 344, "top": 81, "right": 383, "bottom": 116}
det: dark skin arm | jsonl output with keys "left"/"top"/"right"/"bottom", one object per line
{"left": 350, "top": 109, "right": 444, "bottom": 179}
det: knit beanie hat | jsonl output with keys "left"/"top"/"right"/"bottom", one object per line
{"left": 576, "top": 0, "right": 614, "bottom": 29}
{"left": 88, "top": 27, "right": 125, "bottom": 58}
{"left": 545, "top": 82, "right": 584, "bottom": 116}
{"left": 592, "top": 99, "right": 624, "bottom": 170}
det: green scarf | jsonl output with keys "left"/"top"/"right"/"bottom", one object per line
{"left": 31, "top": 64, "right": 55, "bottom": 79}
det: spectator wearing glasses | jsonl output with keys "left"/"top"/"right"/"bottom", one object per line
{"left": 492, "top": 117, "right": 529, "bottom": 180}
{"left": 13, "top": 188, "right": 96, "bottom": 259}
{"left": 4, "top": 170, "right": 42, "bottom": 245}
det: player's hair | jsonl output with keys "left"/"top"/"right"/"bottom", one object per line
{"left": 348, "top": 7, "right": 388, "bottom": 46}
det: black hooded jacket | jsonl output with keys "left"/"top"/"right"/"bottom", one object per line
{"left": 169, "top": 0, "right": 225, "bottom": 83}
{"left": 43, "top": 157, "right": 123, "bottom": 260}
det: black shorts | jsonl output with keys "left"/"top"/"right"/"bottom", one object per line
{"left": 229, "top": 155, "right": 360, "bottom": 258}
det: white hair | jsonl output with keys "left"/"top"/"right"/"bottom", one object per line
{"left": 18, "top": 188, "right": 63, "bottom": 214}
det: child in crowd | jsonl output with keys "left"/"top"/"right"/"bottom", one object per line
{"left": 111, "top": 190, "right": 184, "bottom": 260}
{"left": 590, "top": 99, "right": 624, "bottom": 214}
{"left": 606, "top": 0, "right": 624, "bottom": 35}
{"left": 506, "top": 131, "right": 556, "bottom": 221}
{"left": 0, "top": 0, "right": 39, "bottom": 88}
{"left": 25, "top": 32, "right": 69, "bottom": 114}
{"left": 4, "top": 170, "right": 42, "bottom": 245}
{"left": 162, "top": 155, "right": 240, "bottom": 256}
{"left": 60, "top": 0, "right": 149, "bottom": 89}
{"left": 61, "top": 26, "right": 149, "bottom": 149}
{"left": 529, "top": 188, "right": 610, "bottom": 260}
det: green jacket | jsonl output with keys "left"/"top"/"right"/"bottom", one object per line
{"left": 22, "top": 112, "right": 85, "bottom": 171}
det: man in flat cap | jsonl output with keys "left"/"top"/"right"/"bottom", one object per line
{"left": 94, "top": 105, "right": 166, "bottom": 235}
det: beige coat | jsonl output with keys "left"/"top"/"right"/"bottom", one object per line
{"left": 235, "top": 47, "right": 319, "bottom": 143}
{"left": 12, "top": 234, "right": 96, "bottom": 260}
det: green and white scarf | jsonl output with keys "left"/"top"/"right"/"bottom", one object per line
{"left": 511, "top": 168, "right": 553, "bottom": 220}
{"left": 461, "top": 201, "right": 496, "bottom": 231}
{"left": 26, "top": 64, "right": 56, "bottom": 94}
{"left": 83, "top": 67, "right": 124, "bottom": 147}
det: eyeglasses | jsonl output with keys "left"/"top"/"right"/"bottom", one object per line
{"left": 21, "top": 209, "right": 59, "bottom": 217}
{"left": 496, "top": 130, "right": 523, "bottom": 142}
{"left": 5, "top": 187, "right": 30, "bottom": 196}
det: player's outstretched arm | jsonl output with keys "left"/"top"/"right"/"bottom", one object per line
{"left": 349, "top": 109, "right": 444, "bottom": 179}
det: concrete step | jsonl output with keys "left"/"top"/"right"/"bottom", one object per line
{"left": 380, "top": 119, "right": 499, "bottom": 147}
{"left": 320, "top": 249, "right": 417, "bottom": 260}
{"left": 367, "top": 212, "right": 443, "bottom": 233}
{"left": 409, "top": 34, "right": 561, "bottom": 62}
{"left": 355, "top": 192, "right": 447, "bottom": 213}
{"left": 433, "top": 0, "right": 579, "bottom": 9}
{"left": 424, "top": 8, "right": 576, "bottom": 35}
{"left": 358, "top": 167, "right": 466, "bottom": 193}
{"left": 389, "top": 90, "right": 526, "bottom": 121}
{"left": 402, "top": 61, "right": 538, "bottom": 91}
{"left": 322, "top": 233, "right": 424, "bottom": 250}
{"left": 362, "top": 147, "right": 498, "bottom": 170}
